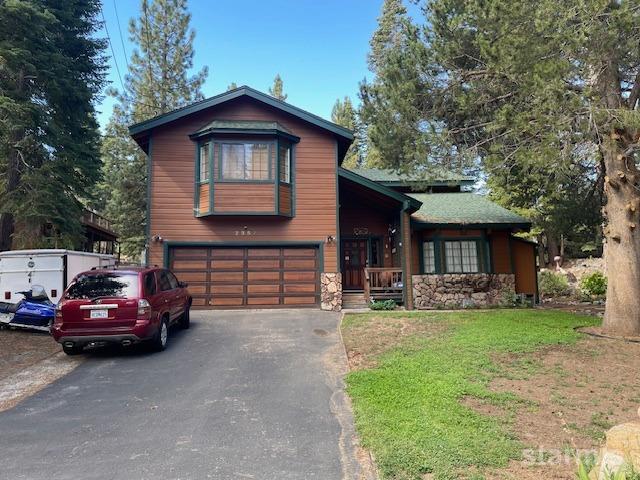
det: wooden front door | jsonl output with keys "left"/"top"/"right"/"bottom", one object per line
{"left": 342, "top": 239, "right": 368, "bottom": 290}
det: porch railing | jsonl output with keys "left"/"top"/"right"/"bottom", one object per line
{"left": 363, "top": 268, "right": 404, "bottom": 304}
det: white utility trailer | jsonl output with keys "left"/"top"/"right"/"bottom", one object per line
{"left": 0, "top": 250, "right": 116, "bottom": 304}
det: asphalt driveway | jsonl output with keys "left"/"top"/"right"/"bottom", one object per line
{"left": 0, "top": 310, "right": 366, "bottom": 480}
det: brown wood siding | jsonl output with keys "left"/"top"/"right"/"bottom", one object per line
{"left": 213, "top": 184, "right": 275, "bottom": 213}
{"left": 411, "top": 231, "right": 421, "bottom": 274}
{"left": 279, "top": 184, "right": 292, "bottom": 216}
{"left": 512, "top": 239, "right": 538, "bottom": 295}
{"left": 148, "top": 97, "right": 337, "bottom": 271}
{"left": 490, "top": 231, "right": 512, "bottom": 274}
{"left": 198, "top": 184, "right": 210, "bottom": 214}
{"left": 422, "top": 229, "right": 483, "bottom": 238}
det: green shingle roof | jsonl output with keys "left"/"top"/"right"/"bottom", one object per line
{"left": 349, "top": 167, "right": 474, "bottom": 185}
{"left": 191, "top": 119, "right": 297, "bottom": 139}
{"left": 409, "top": 193, "right": 530, "bottom": 226}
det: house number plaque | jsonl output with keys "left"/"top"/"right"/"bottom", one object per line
{"left": 353, "top": 227, "right": 369, "bottom": 236}
{"left": 234, "top": 230, "right": 256, "bottom": 236}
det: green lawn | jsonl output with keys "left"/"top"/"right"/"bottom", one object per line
{"left": 342, "top": 309, "right": 599, "bottom": 480}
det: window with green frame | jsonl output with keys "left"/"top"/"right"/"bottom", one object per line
{"left": 279, "top": 142, "right": 291, "bottom": 183}
{"left": 219, "top": 142, "right": 272, "bottom": 181}
{"left": 422, "top": 239, "right": 485, "bottom": 274}
{"left": 199, "top": 143, "right": 210, "bottom": 181}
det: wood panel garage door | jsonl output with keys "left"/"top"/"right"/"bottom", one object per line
{"left": 169, "top": 246, "right": 320, "bottom": 308}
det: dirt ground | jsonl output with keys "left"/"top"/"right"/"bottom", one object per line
{"left": 0, "top": 328, "right": 61, "bottom": 380}
{"left": 341, "top": 314, "right": 449, "bottom": 371}
{"left": 0, "top": 328, "right": 81, "bottom": 412}
{"left": 478, "top": 335, "right": 640, "bottom": 479}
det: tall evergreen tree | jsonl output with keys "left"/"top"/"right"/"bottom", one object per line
{"left": 268, "top": 74, "right": 287, "bottom": 101}
{"left": 0, "top": 0, "right": 107, "bottom": 250}
{"left": 331, "top": 97, "right": 362, "bottom": 168}
{"left": 100, "top": 0, "right": 208, "bottom": 258}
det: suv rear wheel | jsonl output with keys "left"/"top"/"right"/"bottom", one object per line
{"left": 62, "top": 344, "right": 83, "bottom": 356}
{"left": 150, "top": 318, "right": 169, "bottom": 352}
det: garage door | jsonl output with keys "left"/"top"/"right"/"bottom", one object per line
{"left": 169, "top": 246, "right": 320, "bottom": 308}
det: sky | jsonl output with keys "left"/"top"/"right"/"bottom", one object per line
{"left": 97, "top": 0, "right": 413, "bottom": 128}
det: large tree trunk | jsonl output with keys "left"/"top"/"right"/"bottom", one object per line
{"left": 601, "top": 136, "right": 640, "bottom": 336}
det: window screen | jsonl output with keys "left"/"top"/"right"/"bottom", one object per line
{"left": 445, "top": 240, "right": 479, "bottom": 273}
{"left": 423, "top": 241, "right": 436, "bottom": 273}
{"left": 220, "top": 143, "right": 271, "bottom": 180}
{"left": 199, "top": 143, "right": 210, "bottom": 181}
{"left": 279, "top": 144, "right": 291, "bottom": 183}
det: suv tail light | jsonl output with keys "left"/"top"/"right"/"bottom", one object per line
{"left": 137, "top": 299, "right": 151, "bottom": 317}
{"left": 55, "top": 306, "right": 63, "bottom": 324}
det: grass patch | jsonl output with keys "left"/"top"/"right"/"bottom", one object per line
{"left": 342, "top": 309, "right": 599, "bottom": 480}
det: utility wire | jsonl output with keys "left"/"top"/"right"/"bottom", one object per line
{"left": 100, "top": 4, "right": 125, "bottom": 93}
{"left": 113, "top": 0, "right": 130, "bottom": 71}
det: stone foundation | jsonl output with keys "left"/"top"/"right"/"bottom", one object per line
{"left": 412, "top": 273, "right": 515, "bottom": 309}
{"left": 320, "top": 272, "right": 342, "bottom": 311}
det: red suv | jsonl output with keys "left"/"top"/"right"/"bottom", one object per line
{"left": 52, "top": 267, "right": 191, "bottom": 355}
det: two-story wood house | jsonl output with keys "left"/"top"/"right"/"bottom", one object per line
{"left": 130, "top": 86, "right": 537, "bottom": 311}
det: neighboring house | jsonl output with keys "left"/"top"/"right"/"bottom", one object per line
{"left": 9, "top": 209, "right": 117, "bottom": 255}
{"left": 129, "top": 86, "right": 537, "bottom": 311}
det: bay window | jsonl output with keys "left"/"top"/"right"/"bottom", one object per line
{"left": 220, "top": 142, "right": 271, "bottom": 181}
{"left": 199, "top": 143, "right": 210, "bottom": 182}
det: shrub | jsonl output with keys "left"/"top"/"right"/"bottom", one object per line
{"left": 580, "top": 271, "right": 607, "bottom": 298}
{"left": 370, "top": 299, "right": 396, "bottom": 310}
{"left": 538, "top": 270, "right": 571, "bottom": 297}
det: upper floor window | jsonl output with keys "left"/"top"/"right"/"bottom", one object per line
{"left": 220, "top": 142, "right": 271, "bottom": 181}
{"left": 199, "top": 143, "right": 210, "bottom": 182}
{"left": 279, "top": 143, "right": 291, "bottom": 183}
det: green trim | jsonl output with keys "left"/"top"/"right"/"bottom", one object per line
{"left": 163, "top": 240, "right": 325, "bottom": 272}
{"left": 209, "top": 142, "right": 214, "bottom": 213}
{"left": 129, "top": 86, "right": 354, "bottom": 141}
{"left": 145, "top": 134, "right": 153, "bottom": 267}
{"left": 275, "top": 137, "right": 280, "bottom": 214}
{"left": 190, "top": 128, "right": 300, "bottom": 144}
{"left": 419, "top": 236, "right": 492, "bottom": 274}
{"left": 196, "top": 211, "right": 282, "bottom": 217}
{"left": 338, "top": 167, "right": 422, "bottom": 211}
{"left": 411, "top": 221, "right": 531, "bottom": 230}
{"left": 291, "top": 143, "right": 297, "bottom": 217}
{"left": 335, "top": 140, "right": 341, "bottom": 272}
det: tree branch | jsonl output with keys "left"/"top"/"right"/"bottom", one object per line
{"left": 627, "top": 71, "right": 640, "bottom": 109}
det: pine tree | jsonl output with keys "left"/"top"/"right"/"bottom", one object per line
{"left": 422, "top": 0, "right": 640, "bottom": 334}
{"left": 331, "top": 97, "right": 361, "bottom": 169}
{"left": 100, "top": 0, "right": 208, "bottom": 259}
{"left": 367, "top": 0, "right": 408, "bottom": 74}
{"left": 0, "top": 0, "right": 107, "bottom": 250}
{"left": 268, "top": 74, "right": 287, "bottom": 101}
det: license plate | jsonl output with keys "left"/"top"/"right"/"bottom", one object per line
{"left": 90, "top": 309, "right": 108, "bottom": 319}
{"left": 0, "top": 312, "right": 14, "bottom": 323}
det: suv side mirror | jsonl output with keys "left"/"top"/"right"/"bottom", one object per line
{"left": 178, "top": 281, "right": 188, "bottom": 288}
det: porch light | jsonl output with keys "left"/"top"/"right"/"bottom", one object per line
{"left": 327, "top": 235, "right": 336, "bottom": 244}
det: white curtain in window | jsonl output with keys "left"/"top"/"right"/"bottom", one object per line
{"left": 445, "top": 240, "right": 478, "bottom": 273}
{"left": 423, "top": 241, "right": 435, "bottom": 273}
{"left": 199, "top": 143, "right": 209, "bottom": 181}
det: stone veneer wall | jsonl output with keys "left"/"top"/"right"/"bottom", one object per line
{"left": 320, "top": 273, "right": 342, "bottom": 311}
{"left": 412, "top": 273, "right": 515, "bottom": 309}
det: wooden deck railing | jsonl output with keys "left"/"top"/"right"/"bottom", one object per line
{"left": 363, "top": 268, "right": 404, "bottom": 304}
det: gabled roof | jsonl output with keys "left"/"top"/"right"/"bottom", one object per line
{"left": 409, "top": 193, "right": 531, "bottom": 228}
{"left": 129, "top": 86, "right": 354, "bottom": 158}
{"left": 338, "top": 167, "right": 422, "bottom": 212}
{"left": 349, "top": 167, "right": 475, "bottom": 186}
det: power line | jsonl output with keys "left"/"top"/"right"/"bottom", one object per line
{"left": 112, "top": 0, "right": 130, "bottom": 71}
{"left": 100, "top": 4, "right": 125, "bottom": 93}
